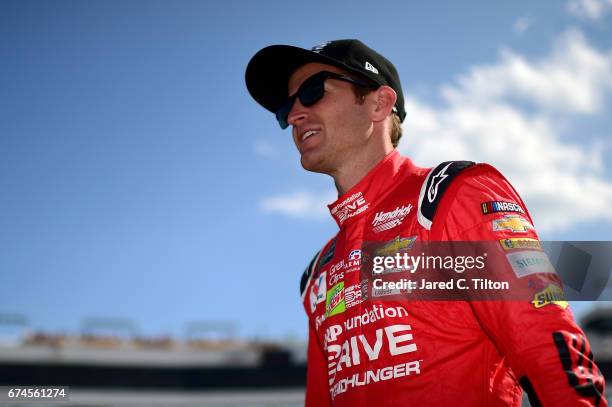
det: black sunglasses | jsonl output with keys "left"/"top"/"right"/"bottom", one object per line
{"left": 276, "top": 71, "right": 378, "bottom": 129}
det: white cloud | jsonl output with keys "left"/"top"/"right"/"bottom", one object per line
{"left": 260, "top": 190, "right": 336, "bottom": 220}
{"left": 442, "top": 29, "right": 612, "bottom": 114}
{"left": 567, "top": 0, "right": 612, "bottom": 20}
{"left": 513, "top": 16, "right": 532, "bottom": 35}
{"left": 253, "top": 140, "right": 280, "bottom": 159}
{"left": 401, "top": 29, "right": 612, "bottom": 232}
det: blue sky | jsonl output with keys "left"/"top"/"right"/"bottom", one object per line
{"left": 1, "top": 0, "right": 611, "bottom": 340}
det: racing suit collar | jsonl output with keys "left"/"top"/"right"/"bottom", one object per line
{"left": 328, "top": 150, "right": 410, "bottom": 228}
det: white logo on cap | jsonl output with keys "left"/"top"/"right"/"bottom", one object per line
{"left": 365, "top": 61, "right": 379, "bottom": 74}
{"left": 312, "top": 41, "right": 331, "bottom": 53}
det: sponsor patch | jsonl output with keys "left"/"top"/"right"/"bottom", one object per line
{"left": 531, "top": 284, "right": 568, "bottom": 309}
{"left": 330, "top": 260, "right": 345, "bottom": 275}
{"left": 360, "top": 280, "right": 369, "bottom": 300}
{"left": 344, "top": 283, "right": 363, "bottom": 308}
{"left": 506, "top": 250, "right": 555, "bottom": 278}
{"left": 309, "top": 271, "right": 327, "bottom": 313}
{"left": 372, "top": 204, "right": 413, "bottom": 233}
{"left": 329, "top": 272, "right": 344, "bottom": 286}
{"left": 375, "top": 236, "right": 417, "bottom": 257}
{"left": 500, "top": 238, "right": 542, "bottom": 251}
{"left": 330, "top": 192, "right": 369, "bottom": 225}
{"left": 492, "top": 215, "right": 534, "bottom": 233}
{"left": 482, "top": 201, "right": 525, "bottom": 215}
{"left": 345, "top": 249, "right": 362, "bottom": 272}
{"left": 326, "top": 282, "right": 345, "bottom": 317}
{"left": 348, "top": 250, "right": 361, "bottom": 261}
{"left": 372, "top": 287, "right": 406, "bottom": 297}
{"left": 330, "top": 250, "right": 362, "bottom": 277}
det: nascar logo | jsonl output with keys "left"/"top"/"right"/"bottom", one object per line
{"left": 482, "top": 201, "right": 525, "bottom": 215}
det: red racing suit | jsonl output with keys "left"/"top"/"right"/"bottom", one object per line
{"left": 300, "top": 150, "right": 606, "bottom": 406}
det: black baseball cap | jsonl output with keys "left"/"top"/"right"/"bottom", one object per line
{"left": 245, "top": 39, "right": 406, "bottom": 123}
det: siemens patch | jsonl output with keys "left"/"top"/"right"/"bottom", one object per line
{"left": 506, "top": 250, "right": 556, "bottom": 278}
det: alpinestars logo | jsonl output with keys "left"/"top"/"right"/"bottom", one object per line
{"left": 428, "top": 162, "right": 452, "bottom": 202}
{"left": 331, "top": 192, "right": 369, "bottom": 225}
{"left": 372, "top": 204, "right": 413, "bottom": 233}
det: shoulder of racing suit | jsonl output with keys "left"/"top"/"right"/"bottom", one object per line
{"left": 416, "top": 160, "right": 476, "bottom": 230}
{"left": 300, "top": 238, "right": 336, "bottom": 300}
{"left": 299, "top": 159, "right": 477, "bottom": 299}
{"left": 300, "top": 249, "right": 321, "bottom": 301}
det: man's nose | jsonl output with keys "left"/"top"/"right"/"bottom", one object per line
{"left": 287, "top": 98, "right": 308, "bottom": 126}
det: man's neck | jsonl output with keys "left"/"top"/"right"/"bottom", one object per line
{"left": 332, "top": 146, "right": 393, "bottom": 196}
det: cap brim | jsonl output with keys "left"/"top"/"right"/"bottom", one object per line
{"left": 245, "top": 45, "right": 351, "bottom": 114}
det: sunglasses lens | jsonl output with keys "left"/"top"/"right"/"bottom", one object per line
{"left": 299, "top": 79, "right": 324, "bottom": 107}
{"left": 275, "top": 72, "right": 328, "bottom": 129}
{"left": 276, "top": 96, "right": 295, "bottom": 129}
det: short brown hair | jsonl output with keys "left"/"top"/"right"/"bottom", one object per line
{"left": 351, "top": 84, "right": 403, "bottom": 148}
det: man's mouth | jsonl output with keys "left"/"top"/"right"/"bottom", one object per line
{"left": 301, "top": 129, "right": 319, "bottom": 143}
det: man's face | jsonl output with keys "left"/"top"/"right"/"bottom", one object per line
{"left": 287, "top": 63, "right": 373, "bottom": 174}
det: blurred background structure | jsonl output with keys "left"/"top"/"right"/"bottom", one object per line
{"left": 0, "top": 314, "right": 306, "bottom": 405}
{"left": 1, "top": 0, "right": 612, "bottom": 405}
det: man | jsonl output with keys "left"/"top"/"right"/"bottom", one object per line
{"left": 245, "top": 40, "right": 606, "bottom": 406}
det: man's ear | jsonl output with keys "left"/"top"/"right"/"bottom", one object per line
{"left": 371, "top": 86, "right": 397, "bottom": 123}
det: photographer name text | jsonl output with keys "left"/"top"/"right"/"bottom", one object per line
{"left": 372, "top": 278, "right": 509, "bottom": 291}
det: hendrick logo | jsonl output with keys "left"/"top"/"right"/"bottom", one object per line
{"left": 372, "top": 204, "right": 413, "bottom": 233}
